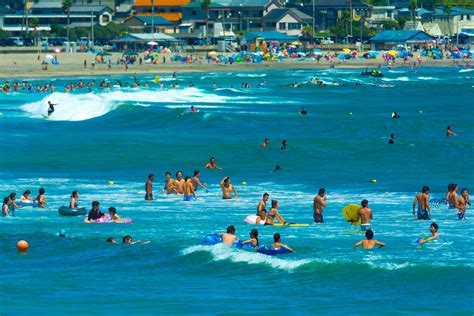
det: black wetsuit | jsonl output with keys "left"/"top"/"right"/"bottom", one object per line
{"left": 47, "top": 104, "right": 54, "bottom": 116}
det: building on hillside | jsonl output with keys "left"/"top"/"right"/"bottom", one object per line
{"left": 430, "top": 7, "right": 474, "bottom": 35}
{"left": 131, "top": 0, "right": 190, "bottom": 27}
{"left": 370, "top": 30, "right": 435, "bottom": 50}
{"left": 1, "top": 0, "right": 113, "bottom": 34}
{"left": 287, "top": 0, "right": 370, "bottom": 32}
{"left": 123, "top": 15, "right": 174, "bottom": 33}
{"left": 366, "top": 6, "right": 396, "bottom": 29}
{"left": 182, "top": 0, "right": 276, "bottom": 39}
{"left": 262, "top": 8, "right": 311, "bottom": 37}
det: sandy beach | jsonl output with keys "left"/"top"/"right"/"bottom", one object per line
{"left": 0, "top": 52, "right": 464, "bottom": 79}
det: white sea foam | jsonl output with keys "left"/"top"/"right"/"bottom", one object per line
{"left": 235, "top": 73, "right": 267, "bottom": 78}
{"left": 382, "top": 76, "right": 409, "bottom": 82}
{"left": 21, "top": 88, "right": 246, "bottom": 121}
{"left": 181, "top": 244, "right": 311, "bottom": 271}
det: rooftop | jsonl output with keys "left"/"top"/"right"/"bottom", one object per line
{"left": 371, "top": 30, "right": 435, "bottom": 42}
{"left": 265, "top": 8, "right": 312, "bottom": 22}
{"left": 133, "top": 0, "right": 190, "bottom": 6}
{"left": 126, "top": 15, "right": 173, "bottom": 25}
{"left": 244, "top": 31, "right": 299, "bottom": 42}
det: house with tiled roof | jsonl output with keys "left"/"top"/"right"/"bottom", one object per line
{"left": 132, "top": 0, "right": 191, "bottom": 26}
{"left": 263, "top": 8, "right": 312, "bottom": 37}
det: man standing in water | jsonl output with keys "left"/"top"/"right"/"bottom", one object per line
{"left": 413, "top": 186, "right": 431, "bottom": 220}
{"left": 447, "top": 184, "right": 458, "bottom": 209}
{"left": 220, "top": 177, "right": 238, "bottom": 200}
{"left": 145, "top": 174, "right": 154, "bottom": 200}
{"left": 191, "top": 170, "right": 209, "bottom": 192}
{"left": 313, "top": 188, "right": 327, "bottom": 223}
{"left": 163, "top": 172, "right": 178, "bottom": 194}
{"left": 47, "top": 101, "right": 57, "bottom": 116}
{"left": 174, "top": 171, "right": 185, "bottom": 194}
{"left": 354, "top": 199, "right": 373, "bottom": 231}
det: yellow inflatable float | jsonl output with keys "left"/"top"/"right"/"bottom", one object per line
{"left": 342, "top": 204, "right": 361, "bottom": 226}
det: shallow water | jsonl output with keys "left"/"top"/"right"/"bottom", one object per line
{"left": 1, "top": 67, "right": 473, "bottom": 314}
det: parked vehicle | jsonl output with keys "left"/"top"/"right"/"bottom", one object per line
{"left": 8, "top": 37, "right": 24, "bottom": 46}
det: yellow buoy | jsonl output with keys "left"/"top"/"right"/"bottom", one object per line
{"left": 371, "top": 179, "right": 377, "bottom": 183}
{"left": 241, "top": 181, "right": 247, "bottom": 185}
{"left": 108, "top": 181, "right": 114, "bottom": 185}
{"left": 154, "top": 75, "right": 160, "bottom": 83}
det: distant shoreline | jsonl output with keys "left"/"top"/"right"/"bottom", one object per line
{"left": 0, "top": 52, "right": 466, "bottom": 80}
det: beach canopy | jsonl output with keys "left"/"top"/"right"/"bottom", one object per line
{"left": 96, "top": 52, "right": 112, "bottom": 56}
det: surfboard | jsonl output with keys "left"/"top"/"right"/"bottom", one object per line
{"left": 273, "top": 223, "right": 309, "bottom": 227}
{"left": 42, "top": 114, "right": 49, "bottom": 119}
{"left": 342, "top": 204, "right": 361, "bottom": 226}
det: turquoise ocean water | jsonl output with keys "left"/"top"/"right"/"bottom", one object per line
{"left": 1, "top": 67, "right": 473, "bottom": 314}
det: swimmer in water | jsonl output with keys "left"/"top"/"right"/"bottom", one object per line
{"left": 413, "top": 186, "right": 431, "bottom": 220}
{"left": 265, "top": 200, "right": 287, "bottom": 225}
{"left": 274, "top": 164, "right": 282, "bottom": 172}
{"left": 353, "top": 199, "right": 373, "bottom": 231}
{"left": 313, "top": 188, "right": 327, "bottom": 223}
{"left": 183, "top": 176, "right": 196, "bottom": 201}
{"left": 389, "top": 133, "right": 395, "bottom": 144}
{"left": 106, "top": 237, "right": 117, "bottom": 243}
{"left": 163, "top": 171, "right": 178, "bottom": 194}
{"left": 446, "top": 125, "right": 457, "bottom": 137}
{"left": 145, "top": 174, "right": 154, "bottom": 200}
{"left": 257, "top": 193, "right": 269, "bottom": 218}
{"left": 457, "top": 188, "right": 470, "bottom": 220}
{"left": 270, "top": 233, "right": 295, "bottom": 253}
{"left": 281, "top": 140, "right": 288, "bottom": 150}
{"left": 2, "top": 197, "right": 11, "bottom": 218}
{"left": 123, "top": 235, "right": 150, "bottom": 244}
{"left": 300, "top": 107, "right": 307, "bottom": 115}
{"left": 205, "top": 157, "right": 222, "bottom": 169}
{"left": 174, "top": 171, "right": 185, "bottom": 194}
{"left": 190, "top": 105, "right": 197, "bottom": 112}
{"left": 221, "top": 225, "right": 238, "bottom": 246}
{"left": 418, "top": 223, "right": 439, "bottom": 244}
{"left": 20, "top": 190, "right": 33, "bottom": 203}
{"left": 33, "top": 188, "right": 47, "bottom": 208}
{"left": 220, "top": 177, "right": 238, "bottom": 200}
{"left": 241, "top": 229, "right": 259, "bottom": 249}
{"left": 191, "top": 170, "right": 209, "bottom": 192}
{"left": 262, "top": 138, "right": 269, "bottom": 148}
{"left": 86, "top": 201, "right": 104, "bottom": 222}
{"left": 447, "top": 183, "right": 458, "bottom": 208}
{"left": 353, "top": 229, "right": 385, "bottom": 249}
{"left": 108, "top": 207, "right": 122, "bottom": 222}
{"left": 69, "top": 191, "right": 79, "bottom": 209}
{"left": 391, "top": 112, "right": 400, "bottom": 119}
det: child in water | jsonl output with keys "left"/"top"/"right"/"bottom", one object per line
{"left": 109, "top": 207, "right": 122, "bottom": 222}
{"left": 34, "top": 188, "right": 47, "bottom": 208}
{"left": 418, "top": 223, "right": 439, "bottom": 244}
{"left": 270, "top": 233, "right": 295, "bottom": 253}
{"left": 353, "top": 229, "right": 385, "bottom": 249}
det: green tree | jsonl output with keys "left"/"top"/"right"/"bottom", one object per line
{"left": 201, "top": 0, "right": 211, "bottom": 45}
{"left": 28, "top": 18, "right": 40, "bottom": 46}
{"left": 383, "top": 20, "right": 399, "bottom": 31}
{"left": 51, "top": 24, "right": 67, "bottom": 37}
{"left": 302, "top": 25, "right": 313, "bottom": 38}
{"left": 62, "top": 0, "right": 73, "bottom": 40}
{"left": 0, "top": 30, "right": 11, "bottom": 40}
{"left": 444, "top": 3, "right": 452, "bottom": 35}
{"left": 408, "top": 0, "right": 417, "bottom": 30}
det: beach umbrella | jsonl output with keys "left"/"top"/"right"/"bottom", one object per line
{"left": 45, "top": 54, "right": 54, "bottom": 61}
{"left": 388, "top": 50, "right": 398, "bottom": 56}
{"left": 147, "top": 41, "right": 158, "bottom": 46}
{"left": 54, "top": 48, "right": 61, "bottom": 53}
{"left": 208, "top": 51, "right": 218, "bottom": 58}
{"left": 342, "top": 48, "right": 351, "bottom": 54}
